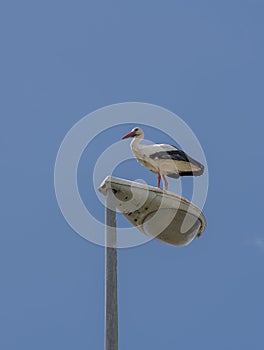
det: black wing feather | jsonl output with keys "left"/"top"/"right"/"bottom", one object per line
{"left": 150, "top": 149, "right": 202, "bottom": 166}
{"left": 150, "top": 148, "right": 204, "bottom": 177}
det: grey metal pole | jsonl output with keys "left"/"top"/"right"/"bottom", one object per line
{"left": 105, "top": 190, "right": 118, "bottom": 350}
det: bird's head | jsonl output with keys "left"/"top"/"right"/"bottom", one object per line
{"left": 121, "top": 127, "right": 144, "bottom": 139}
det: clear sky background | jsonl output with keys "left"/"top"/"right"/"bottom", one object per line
{"left": 1, "top": 0, "right": 264, "bottom": 349}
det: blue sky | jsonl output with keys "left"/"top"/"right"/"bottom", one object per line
{"left": 1, "top": 0, "right": 264, "bottom": 349}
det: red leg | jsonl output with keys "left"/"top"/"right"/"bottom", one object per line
{"left": 162, "top": 175, "right": 168, "bottom": 190}
{"left": 157, "top": 172, "right": 161, "bottom": 188}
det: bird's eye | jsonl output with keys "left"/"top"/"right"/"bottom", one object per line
{"left": 134, "top": 128, "right": 139, "bottom": 132}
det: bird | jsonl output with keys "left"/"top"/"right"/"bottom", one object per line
{"left": 121, "top": 127, "right": 204, "bottom": 191}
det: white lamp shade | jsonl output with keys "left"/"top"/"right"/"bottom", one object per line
{"left": 99, "top": 176, "right": 206, "bottom": 247}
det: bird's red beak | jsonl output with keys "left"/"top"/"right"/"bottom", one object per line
{"left": 121, "top": 131, "right": 136, "bottom": 139}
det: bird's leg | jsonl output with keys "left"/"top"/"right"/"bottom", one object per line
{"left": 162, "top": 175, "right": 168, "bottom": 191}
{"left": 157, "top": 171, "right": 161, "bottom": 188}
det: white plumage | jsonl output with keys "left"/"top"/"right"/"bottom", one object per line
{"left": 122, "top": 127, "right": 204, "bottom": 190}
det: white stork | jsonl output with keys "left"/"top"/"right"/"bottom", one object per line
{"left": 122, "top": 127, "right": 204, "bottom": 191}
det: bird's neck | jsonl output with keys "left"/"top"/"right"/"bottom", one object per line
{"left": 130, "top": 135, "right": 143, "bottom": 151}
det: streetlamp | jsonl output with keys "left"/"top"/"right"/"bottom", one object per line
{"left": 99, "top": 176, "right": 206, "bottom": 350}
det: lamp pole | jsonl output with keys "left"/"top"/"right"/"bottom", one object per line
{"left": 105, "top": 189, "right": 118, "bottom": 350}
{"left": 100, "top": 177, "right": 206, "bottom": 350}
